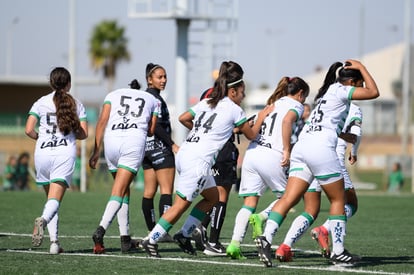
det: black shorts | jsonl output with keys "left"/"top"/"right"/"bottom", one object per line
{"left": 142, "top": 148, "right": 175, "bottom": 170}
{"left": 212, "top": 140, "right": 239, "bottom": 187}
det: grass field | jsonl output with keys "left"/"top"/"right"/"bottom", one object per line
{"left": 0, "top": 188, "right": 413, "bottom": 275}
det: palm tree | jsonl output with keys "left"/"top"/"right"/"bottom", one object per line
{"left": 89, "top": 20, "right": 130, "bottom": 92}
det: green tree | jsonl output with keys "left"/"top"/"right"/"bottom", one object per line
{"left": 89, "top": 20, "right": 130, "bottom": 92}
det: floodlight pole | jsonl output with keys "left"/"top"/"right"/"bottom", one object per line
{"left": 174, "top": 18, "right": 190, "bottom": 145}
{"left": 68, "top": 0, "right": 87, "bottom": 193}
{"left": 402, "top": 0, "right": 413, "bottom": 193}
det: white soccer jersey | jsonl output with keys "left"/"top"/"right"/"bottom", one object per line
{"left": 179, "top": 96, "right": 246, "bottom": 165}
{"left": 28, "top": 91, "right": 87, "bottom": 156}
{"left": 336, "top": 103, "right": 362, "bottom": 153}
{"left": 249, "top": 96, "right": 303, "bottom": 153}
{"left": 102, "top": 88, "right": 160, "bottom": 138}
{"left": 337, "top": 103, "right": 363, "bottom": 189}
{"left": 300, "top": 82, "right": 355, "bottom": 147}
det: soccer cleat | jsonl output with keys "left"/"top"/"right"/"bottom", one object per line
{"left": 255, "top": 236, "right": 273, "bottom": 267}
{"left": 32, "top": 217, "right": 46, "bottom": 247}
{"left": 92, "top": 226, "right": 106, "bottom": 254}
{"left": 49, "top": 241, "right": 64, "bottom": 255}
{"left": 192, "top": 224, "right": 207, "bottom": 251}
{"left": 141, "top": 238, "right": 160, "bottom": 258}
{"left": 311, "top": 226, "right": 330, "bottom": 258}
{"left": 330, "top": 249, "right": 361, "bottom": 266}
{"left": 249, "top": 214, "right": 265, "bottom": 239}
{"left": 275, "top": 243, "right": 294, "bottom": 262}
{"left": 158, "top": 233, "right": 174, "bottom": 243}
{"left": 226, "top": 242, "right": 245, "bottom": 259}
{"left": 120, "top": 235, "right": 141, "bottom": 253}
{"left": 173, "top": 231, "right": 197, "bottom": 255}
{"left": 203, "top": 242, "right": 226, "bottom": 256}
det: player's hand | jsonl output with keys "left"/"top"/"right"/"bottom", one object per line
{"left": 281, "top": 150, "right": 290, "bottom": 167}
{"left": 89, "top": 150, "right": 100, "bottom": 169}
{"left": 348, "top": 154, "right": 357, "bottom": 165}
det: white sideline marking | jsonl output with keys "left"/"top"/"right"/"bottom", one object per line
{"left": 5, "top": 249, "right": 413, "bottom": 275}
{"left": 2, "top": 232, "right": 413, "bottom": 275}
{"left": 0, "top": 232, "right": 318, "bottom": 253}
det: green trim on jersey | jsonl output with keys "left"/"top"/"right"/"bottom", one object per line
{"left": 315, "top": 172, "right": 341, "bottom": 179}
{"left": 176, "top": 190, "right": 186, "bottom": 200}
{"left": 188, "top": 109, "right": 196, "bottom": 117}
{"left": 234, "top": 117, "right": 247, "bottom": 127}
{"left": 28, "top": 111, "right": 40, "bottom": 120}
{"left": 348, "top": 87, "right": 356, "bottom": 100}
{"left": 152, "top": 112, "right": 159, "bottom": 117}
{"left": 117, "top": 164, "right": 137, "bottom": 175}
{"left": 290, "top": 108, "right": 300, "bottom": 121}
{"left": 103, "top": 100, "right": 111, "bottom": 105}
{"left": 80, "top": 117, "right": 87, "bottom": 121}
{"left": 239, "top": 192, "right": 259, "bottom": 198}
{"left": 349, "top": 117, "right": 362, "bottom": 123}
{"left": 51, "top": 178, "right": 68, "bottom": 187}
{"left": 36, "top": 181, "right": 50, "bottom": 186}
{"left": 289, "top": 167, "right": 303, "bottom": 173}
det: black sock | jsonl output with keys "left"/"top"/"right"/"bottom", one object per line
{"left": 159, "top": 194, "right": 172, "bottom": 217}
{"left": 201, "top": 212, "right": 211, "bottom": 229}
{"left": 209, "top": 201, "right": 227, "bottom": 244}
{"left": 142, "top": 197, "right": 155, "bottom": 231}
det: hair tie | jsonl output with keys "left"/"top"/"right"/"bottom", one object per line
{"left": 146, "top": 65, "right": 162, "bottom": 78}
{"left": 335, "top": 66, "right": 343, "bottom": 79}
{"left": 227, "top": 78, "right": 243, "bottom": 87}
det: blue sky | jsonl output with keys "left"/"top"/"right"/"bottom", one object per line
{"left": 0, "top": 0, "right": 411, "bottom": 106}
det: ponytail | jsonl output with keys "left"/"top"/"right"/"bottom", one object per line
{"left": 50, "top": 67, "right": 81, "bottom": 136}
{"left": 208, "top": 61, "right": 244, "bottom": 108}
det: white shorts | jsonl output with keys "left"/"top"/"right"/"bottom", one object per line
{"left": 239, "top": 145, "right": 288, "bottom": 197}
{"left": 307, "top": 178, "right": 322, "bottom": 192}
{"left": 175, "top": 153, "right": 216, "bottom": 202}
{"left": 289, "top": 138, "right": 343, "bottom": 185}
{"left": 104, "top": 135, "right": 146, "bottom": 174}
{"left": 34, "top": 153, "right": 75, "bottom": 187}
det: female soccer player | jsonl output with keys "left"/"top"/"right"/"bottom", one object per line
{"left": 26, "top": 67, "right": 88, "bottom": 254}
{"left": 275, "top": 102, "right": 363, "bottom": 261}
{"left": 90, "top": 79, "right": 159, "bottom": 254}
{"left": 226, "top": 76, "right": 309, "bottom": 259}
{"left": 255, "top": 59, "right": 379, "bottom": 267}
{"left": 141, "top": 63, "right": 178, "bottom": 242}
{"left": 141, "top": 60, "right": 273, "bottom": 258}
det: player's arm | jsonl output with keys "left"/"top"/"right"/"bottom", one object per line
{"left": 179, "top": 110, "right": 194, "bottom": 130}
{"left": 239, "top": 104, "right": 274, "bottom": 140}
{"left": 25, "top": 115, "right": 39, "bottom": 140}
{"left": 281, "top": 110, "right": 297, "bottom": 166}
{"left": 89, "top": 103, "right": 110, "bottom": 169}
{"left": 148, "top": 114, "right": 158, "bottom": 137}
{"left": 75, "top": 120, "right": 88, "bottom": 140}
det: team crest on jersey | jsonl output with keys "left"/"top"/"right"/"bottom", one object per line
{"left": 111, "top": 117, "right": 138, "bottom": 130}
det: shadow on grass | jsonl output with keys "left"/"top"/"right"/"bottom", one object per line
{"left": 357, "top": 256, "right": 414, "bottom": 267}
